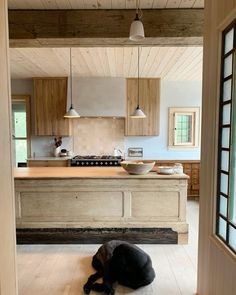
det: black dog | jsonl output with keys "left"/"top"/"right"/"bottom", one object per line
{"left": 83, "top": 240, "right": 155, "bottom": 295}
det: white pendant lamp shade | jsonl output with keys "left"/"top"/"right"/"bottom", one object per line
{"left": 64, "top": 48, "right": 80, "bottom": 118}
{"left": 129, "top": 15, "right": 145, "bottom": 41}
{"left": 64, "top": 104, "right": 80, "bottom": 118}
{"left": 130, "top": 106, "right": 146, "bottom": 118}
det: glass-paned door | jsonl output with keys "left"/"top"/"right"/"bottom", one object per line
{"left": 12, "top": 96, "right": 30, "bottom": 167}
{"left": 216, "top": 22, "right": 236, "bottom": 254}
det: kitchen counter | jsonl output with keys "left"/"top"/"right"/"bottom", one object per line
{"left": 14, "top": 167, "right": 189, "bottom": 179}
{"left": 14, "top": 167, "right": 189, "bottom": 244}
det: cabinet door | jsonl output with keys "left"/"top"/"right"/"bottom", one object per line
{"left": 126, "top": 78, "right": 160, "bottom": 136}
{"left": 34, "top": 78, "right": 70, "bottom": 136}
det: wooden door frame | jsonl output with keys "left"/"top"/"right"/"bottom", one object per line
{"left": 0, "top": 0, "right": 18, "bottom": 294}
{"left": 197, "top": 2, "right": 236, "bottom": 294}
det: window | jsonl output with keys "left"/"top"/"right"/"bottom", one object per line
{"left": 12, "top": 95, "right": 31, "bottom": 167}
{"left": 168, "top": 107, "right": 200, "bottom": 148}
{"left": 216, "top": 21, "right": 236, "bottom": 254}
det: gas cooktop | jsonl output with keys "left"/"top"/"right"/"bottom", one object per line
{"left": 70, "top": 155, "right": 122, "bottom": 166}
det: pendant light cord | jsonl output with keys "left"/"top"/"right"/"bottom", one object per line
{"left": 138, "top": 46, "right": 140, "bottom": 108}
{"left": 70, "top": 47, "right": 73, "bottom": 107}
{"left": 136, "top": 0, "right": 143, "bottom": 19}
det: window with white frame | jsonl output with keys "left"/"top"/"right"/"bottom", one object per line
{"left": 168, "top": 107, "right": 200, "bottom": 148}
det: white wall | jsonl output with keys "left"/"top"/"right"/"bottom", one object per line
{"left": 11, "top": 78, "right": 202, "bottom": 160}
{"left": 125, "top": 80, "right": 202, "bottom": 160}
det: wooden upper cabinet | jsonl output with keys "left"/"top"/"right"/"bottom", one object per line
{"left": 125, "top": 78, "right": 160, "bottom": 136}
{"left": 34, "top": 78, "right": 70, "bottom": 136}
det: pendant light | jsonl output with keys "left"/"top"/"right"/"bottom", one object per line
{"left": 129, "top": 0, "right": 145, "bottom": 41}
{"left": 130, "top": 46, "right": 146, "bottom": 119}
{"left": 64, "top": 48, "right": 80, "bottom": 118}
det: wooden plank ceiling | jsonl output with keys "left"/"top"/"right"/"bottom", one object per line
{"left": 10, "top": 47, "right": 203, "bottom": 80}
{"left": 8, "top": 0, "right": 204, "bottom": 9}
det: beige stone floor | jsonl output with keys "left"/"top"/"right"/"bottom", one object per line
{"left": 17, "top": 200, "right": 199, "bottom": 295}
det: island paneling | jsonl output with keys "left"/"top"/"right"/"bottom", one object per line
{"left": 14, "top": 167, "right": 189, "bottom": 244}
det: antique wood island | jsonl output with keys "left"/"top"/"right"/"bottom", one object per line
{"left": 14, "top": 167, "right": 189, "bottom": 244}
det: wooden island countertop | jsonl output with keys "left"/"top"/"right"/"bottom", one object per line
{"left": 14, "top": 167, "right": 189, "bottom": 179}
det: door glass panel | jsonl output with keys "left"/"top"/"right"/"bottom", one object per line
{"left": 219, "top": 217, "right": 227, "bottom": 240}
{"left": 224, "top": 54, "right": 233, "bottom": 78}
{"left": 223, "top": 79, "right": 232, "bottom": 102}
{"left": 14, "top": 139, "right": 27, "bottom": 165}
{"left": 220, "top": 173, "right": 228, "bottom": 195}
{"left": 222, "top": 103, "right": 231, "bottom": 125}
{"left": 222, "top": 127, "right": 230, "bottom": 148}
{"left": 224, "top": 28, "right": 234, "bottom": 54}
{"left": 221, "top": 150, "right": 229, "bottom": 171}
{"left": 12, "top": 99, "right": 29, "bottom": 167}
{"left": 219, "top": 195, "right": 227, "bottom": 217}
{"left": 229, "top": 226, "right": 236, "bottom": 251}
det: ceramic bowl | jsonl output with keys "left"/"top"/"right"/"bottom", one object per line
{"left": 120, "top": 161, "right": 155, "bottom": 175}
{"left": 156, "top": 166, "right": 175, "bottom": 175}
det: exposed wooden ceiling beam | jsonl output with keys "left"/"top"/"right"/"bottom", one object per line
{"left": 8, "top": 9, "right": 203, "bottom": 47}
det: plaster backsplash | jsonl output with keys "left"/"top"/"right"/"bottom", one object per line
{"left": 72, "top": 117, "right": 125, "bottom": 156}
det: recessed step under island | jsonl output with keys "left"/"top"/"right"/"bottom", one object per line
{"left": 14, "top": 167, "right": 189, "bottom": 244}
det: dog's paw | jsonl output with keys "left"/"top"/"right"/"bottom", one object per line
{"left": 83, "top": 283, "right": 91, "bottom": 294}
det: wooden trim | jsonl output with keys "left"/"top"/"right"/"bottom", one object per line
{"left": 0, "top": 0, "right": 18, "bottom": 294}
{"left": 8, "top": 9, "right": 203, "bottom": 47}
{"left": 168, "top": 107, "right": 201, "bottom": 148}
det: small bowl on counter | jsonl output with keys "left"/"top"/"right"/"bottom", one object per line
{"left": 120, "top": 160, "right": 155, "bottom": 175}
{"left": 156, "top": 166, "right": 175, "bottom": 175}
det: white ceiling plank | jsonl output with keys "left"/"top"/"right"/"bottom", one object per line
{"left": 40, "top": 0, "right": 59, "bottom": 9}
{"left": 153, "top": 0, "right": 168, "bottom": 8}
{"left": 72, "top": 48, "right": 92, "bottom": 77}
{"left": 179, "top": 0, "right": 195, "bottom": 8}
{"left": 68, "top": 0, "right": 85, "bottom": 9}
{"left": 165, "top": 47, "right": 202, "bottom": 79}
{"left": 177, "top": 48, "right": 202, "bottom": 80}
{"left": 160, "top": 47, "right": 186, "bottom": 77}
{"left": 84, "top": 0, "right": 98, "bottom": 8}
{"left": 111, "top": 0, "right": 126, "bottom": 8}
{"left": 55, "top": 0, "right": 72, "bottom": 9}
{"left": 125, "top": 0, "right": 136, "bottom": 9}
{"left": 88, "top": 48, "right": 105, "bottom": 76}
{"left": 139, "top": 47, "right": 151, "bottom": 77}
{"left": 166, "top": 0, "right": 181, "bottom": 8}
{"left": 98, "top": 0, "right": 112, "bottom": 9}
{"left": 115, "top": 47, "right": 124, "bottom": 77}
{"left": 123, "top": 47, "right": 133, "bottom": 77}
{"left": 148, "top": 47, "right": 173, "bottom": 76}
{"left": 8, "top": 0, "right": 204, "bottom": 8}
{"left": 128, "top": 47, "right": 138, "bottom": 77}
{"left": 140, "top": 0, "right": 154, "bottom": 8}
{"left": 10, "top": 46, "right": 203, "bottom": 80}
{"left": 79, "top": 48, "right": 100, "bottom": 76}
{"left": 140, "top": 47, "right": 160, "bottom": 77}
{"left": 97, "top": 47, "right": 111, "bottom": 76}
{"left": 193, "top": 0, "right": 204, "bottom": 8}
{"left": 106, "top": 48, "right": 117, "bottom": 77}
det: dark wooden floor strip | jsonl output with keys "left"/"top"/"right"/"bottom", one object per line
{"left": 16, "top": 228, "right": 177, "bottom": 244}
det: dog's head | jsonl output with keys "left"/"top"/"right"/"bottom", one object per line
{"left": 110, "top": 243, "right": 156, "bottom": 289}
